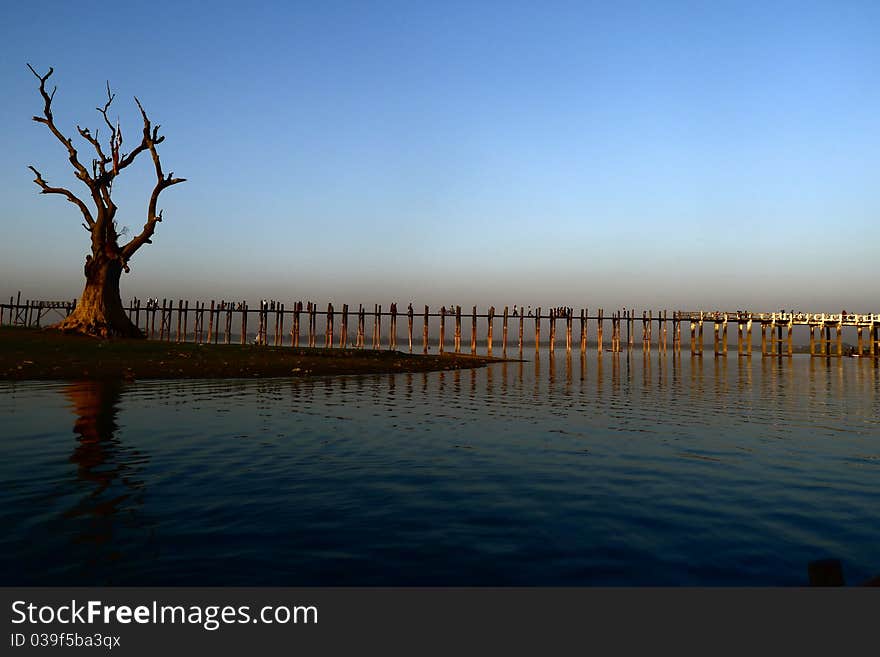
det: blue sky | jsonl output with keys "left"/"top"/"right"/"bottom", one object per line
{"left": 1, "top": 1, "right": 878, "bottom": 311}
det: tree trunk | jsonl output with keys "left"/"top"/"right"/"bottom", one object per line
{"left": 54, "top": 256, "right": 142, "bottom": 338}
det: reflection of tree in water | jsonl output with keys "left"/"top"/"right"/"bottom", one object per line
{"left": 64, "top": 380, "right": 149, "bottom": 579}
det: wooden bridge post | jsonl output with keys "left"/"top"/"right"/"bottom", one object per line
{"left": 390, "top": 303, "right": 397, "bottom": 350}
{"left": 612, "top": 311, "right": 618, "bottom": 352}
{"left": 690, "top": 319, "right": 696, "bottom": 355}
{"left": 407, "top": 304, "right": 414, "bottom": 353}
{"left": 722, "top": 315, "right": 728, "bottom": 356}
{"left": 775, "top": 318, "right": 782, "bottom": 357}
{"left": 625, "top": 310, "right": 631, "bottom": 350}
{"left": 836, "top": 320, "right": 843, "bottom": 357}
{"left": 207, "top": 300, "right": 215, "bottom": 344}
{"left": 376, "top": 305, "right": 382, "bottom": 349}
{"left": 224, "top": 302, "right": 231, "bottom": 345}
{"left": 565, "top": 308, "right": 572, "bottom": 353}
{"left": 534, "top": 308, "right": 541, "bottom": 352}
{"left": 809, "top": 324, "right": 816, "bottom": 356}
{"left": 471, "top": 306, "right": 478, "bottom": 354}
{"left": 871, "top": 322, "right": 878, "bottom": 358}
{"left": 642, "top": 311, "right": 649, "bottom": 352}
{"left": 439, "top": 306, "right": 446, "bottom": 354}
{"left": 275, "top": 302, "right": 282, "bottom": 346}
{"left": 341, "top": 304, "right": 349, "bottom": 348}
{"left": 238, "top": 302, "right": 245, "bottom": 345}
{"left": 518, "top": 309, "right": 524, "bottom": 354}
{"left": 857, "top": 325, "right": 863, "bottom": 356}
{"left": 327, "top": 303, "right": 334, "bottom": 348}
{"left": 786, "top": 318, "right": 793, "bottom": 357}
{"left": 175, "top": 299, "right": 183, "bottom": 342}
{"left": 761, "top": 321, "right": 767, "bottom": 356}
{"left": 580, "top": 308, "right": 587, "bottom": 352}
{"left": 487, "top": 306, "right": 494, "bottom": 356}
{"left": 215, "top": 301, "right": 222, "bottom": 344}
{"left": 746, "top": 318, "right": 752, "bottom": 356}
{"left": 423, "top": 305, "right": 429, "bottom": 354}
{"left": 183, "top": 300, "right": 190, "bottom": 342}
{"left": 455, "top": 305, "right": 462, "bottom": 353}
{"left": 503, "top": 306, "right": 509, "bottom": 357}
{"left": 293, "top": 303, "right": 301, "bottom": 347}
{"left": 597, "top": 308, "right": 604, "bottom": 353}
{"left": 661, "top": 310, "right": 668, "bottom": 352}
{"left": 737, "top": 320, "right": 743, "bottom": 355}
{"left": 548, "top": 309, "right": 555, "bottom": 353}
{"left": 615, "top": 311, "right": 622, "bottom": 353}
{"left": 698, "top": 315, "right": 704, "bottom": 355}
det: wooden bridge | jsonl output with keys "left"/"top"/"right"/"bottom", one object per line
{"left": 2, "top": 292, "right": 878, "bottom": 359}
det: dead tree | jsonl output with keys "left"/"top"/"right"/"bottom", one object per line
{"left": 27, "top": 64, "right": 185, "bottom": 337}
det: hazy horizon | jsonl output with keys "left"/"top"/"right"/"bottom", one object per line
{"left": 2, "top": 2, "right": 878, "bottom": 311}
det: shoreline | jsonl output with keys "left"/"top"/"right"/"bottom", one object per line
{"left": 0, "top": 327, "right": 510, "bottom": 381}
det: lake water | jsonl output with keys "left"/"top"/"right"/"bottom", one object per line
{"left": 1, "top": 351, "right": 878, "bottom": 586}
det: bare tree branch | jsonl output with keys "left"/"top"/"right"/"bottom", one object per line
{"left": 119, "top": 97, "right": 185, "bottom": 260}
{"left": 27, "top": 64, "right": 94, "bottom": 188}
{"left": 28, "top": 165, "right": 94, "bottom": 228}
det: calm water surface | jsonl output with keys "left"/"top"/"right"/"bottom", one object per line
{"left": 1, "top": 352, "right": 878, "bottom": 585}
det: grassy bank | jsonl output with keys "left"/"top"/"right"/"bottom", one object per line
{"left": 0, "top": 327, "right": 505, "bottom": 380}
